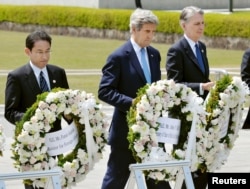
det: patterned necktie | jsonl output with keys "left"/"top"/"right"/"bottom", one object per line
{"left": 195, "top": 44, "right": 205, "bottom": 74}
{"left": 141, "top": 48, "right": 151, "bottom": 83}
{"left": 39, "top": 71, "right": 49, "bottom": 92}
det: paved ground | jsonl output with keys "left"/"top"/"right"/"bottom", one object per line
{"left": 1, "top": 105, "right": 250, "bottom": 189}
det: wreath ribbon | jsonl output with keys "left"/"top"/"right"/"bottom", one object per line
{"left": 185, "top": 113, "right": 198, "bottom": 160}
{"left": 82, "top": 104, "right": 98, "bottom": 168}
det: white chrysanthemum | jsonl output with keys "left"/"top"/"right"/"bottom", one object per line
{"left": 134, "top": 141, "right": 145, "bottom": 153}
{"left": 152, "top": 171, "right": 166, "bottom": 180}
{"left": 174, "top": 149, "right": 185, "bottom": 159}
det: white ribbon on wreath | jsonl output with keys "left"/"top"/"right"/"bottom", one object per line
{"left": 80, "top": 100, "right": 99, "bottom": 168}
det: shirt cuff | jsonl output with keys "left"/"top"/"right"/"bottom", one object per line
{"left": 199, "top": 83, "right": 204, "bottom": 95}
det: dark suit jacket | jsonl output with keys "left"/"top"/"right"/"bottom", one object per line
{"left": 166, "top": 37, "right": 210, "bottom": 99}
{"left": 241, "top": 48, "right": 250, "bottom": 88}
{"left": 241, "top": 48, "right": 250, "bottom": 128}
{"left": 5, "top": 63, "right": 69, "bottom": 125}
{"left": 98, "top": 40, "right": 161, "bottom": 147}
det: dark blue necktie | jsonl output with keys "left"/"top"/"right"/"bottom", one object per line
{"left": 141, "top": 48, "right": 151, "bottom": 83}
{"left": 39, "top": 71, "right": 49, "bottom": 92}
{"left": 195, "top": 44, "right": 205, "bottom": 74}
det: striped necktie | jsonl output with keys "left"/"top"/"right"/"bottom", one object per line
{"left": 141, "top": 48, "right": 151, "bottom": 83}
{"left": 39, "top": 71, "right": 49, "bottom": 92}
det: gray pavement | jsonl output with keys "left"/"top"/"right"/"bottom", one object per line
{"left": 1, "top": 105, "right": 250, "bottom": 189}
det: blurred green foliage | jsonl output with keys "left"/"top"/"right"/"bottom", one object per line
{"left": 1, "top": 5, "right": 250, "bottom": 38}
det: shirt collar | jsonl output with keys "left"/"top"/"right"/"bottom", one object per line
{"left": 184, "top": 34, "right": 197, "bottom": 48}
{"left": 29, "top": 61, "right": 48, "bottom": 78}
{"left": 130, "top": 38, "right": 142, "bottom": 54}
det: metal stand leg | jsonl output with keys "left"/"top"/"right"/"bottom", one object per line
{"left": 125, "top": 160, "right": 194, "bottom": 189}
{"left": 0, "top": 170, "right": 62, "bottom": 189}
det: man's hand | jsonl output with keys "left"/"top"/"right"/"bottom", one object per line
{"left": 202, "top": 81, "right": 215, "bottom": 91}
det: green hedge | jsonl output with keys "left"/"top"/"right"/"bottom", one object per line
{"left": 1, "top": 5, "right": 250, "bottom": 38}
{"left": 204, "top": 12, "right": 250, "bottom": 38}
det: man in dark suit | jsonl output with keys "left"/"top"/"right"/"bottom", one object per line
{"left": 98, "top": 8, "right": 171, "bottom": 189}
{"left": 166, "top": 6, "right": 214, "bottom": 189}
{"left": 166, "top": 6, "right": 214, "bottom": 100}
{"left": 4, "top": 30, "right": 69, "bottom": 189}
{"left": 241, "top": 48, "right": 250, "bottom": 129}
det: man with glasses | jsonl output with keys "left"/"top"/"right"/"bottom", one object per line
{"left": 4, "top": 30, "right": 69, "bottom": 189}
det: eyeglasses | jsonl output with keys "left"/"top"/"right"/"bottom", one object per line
{"left": 33, "top": 50, "right": 52, "bottom": 57}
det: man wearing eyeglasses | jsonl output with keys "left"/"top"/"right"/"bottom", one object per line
{"left": 4, "top": 30, "right": 69, "bottom": 189}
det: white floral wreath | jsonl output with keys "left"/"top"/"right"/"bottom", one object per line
{"left": 127, "top": 76, "right": 249, "bottom": 182}
{"left": 199, "top": 75, "right": 249, "bottom": 172}
{"left": 0, "top": 123, "right": 5, "bottom": 156}
{"left": 127, "top": 79, "right": 206, "bottom": 181}
{"left": 12, "top": 89, "right": 109, "bottom": 188}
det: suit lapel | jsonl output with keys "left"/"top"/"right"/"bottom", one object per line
{"left": 126, "top": 41, "right": 147, "bottom": 83}
{"left": 131, "top": 54, "right": 146, "bottom": 83}
{"left": 47, "top": 67, "right": 57, "bottom": 89}
{"left": 24, "top": 64, "right": 41, "bottom": 93}
{"left": 182, "top": 38, "right": 207, "bottom": 75}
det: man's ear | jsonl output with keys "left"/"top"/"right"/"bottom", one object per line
{"left": 180, "top": 22, "right": 185, "bottom": 30}
{"left": 24, "top": 47, "right": 31, "bottom": 56}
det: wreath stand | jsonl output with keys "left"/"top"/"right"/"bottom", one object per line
{"left": 125, "top": 114, "right": 199, "bottom": 189}
{"left": 0, "top": 169, "right": 62, "bottom": 189}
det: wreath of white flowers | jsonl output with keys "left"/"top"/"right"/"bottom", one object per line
{"left": 127, "top": 77, "right": 249, "bottom": 182}
{"left": 127, "top": 79, "right": 206, "bottom": 182}
{"left": 199, "top": 75, "right": 249, "bottom": 172}
{"left": 0, "top": 123, "right": 5, "bottom": 156}
{"left": 12, "top": 88, "right": 109, "bottom": 188}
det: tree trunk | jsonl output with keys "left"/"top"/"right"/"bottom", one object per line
{"left": 229, "top": 0, "right": 233, "bottom": 12}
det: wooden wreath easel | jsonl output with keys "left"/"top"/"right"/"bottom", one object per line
{"left": 125, "top": 114, "right": 199, "bottom": 189}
